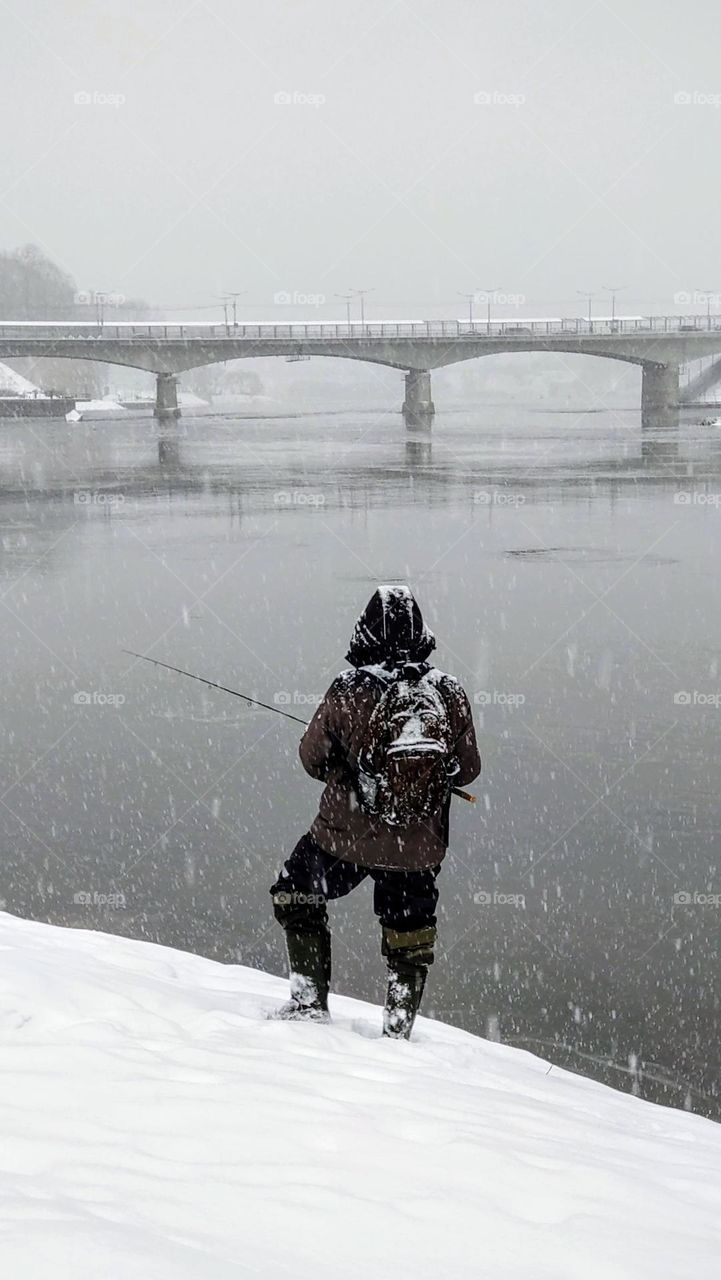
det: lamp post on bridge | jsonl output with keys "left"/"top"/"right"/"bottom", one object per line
{"left": 696, "top": 289, "right": 716, "bottom": 329}
{"left": 457, "top": 292, "right": 476, "bottom": 325}
{"left": 216, "top": 296, "right": 229, "bottom": 329}
{"left": 335, "top": 292, "right": 353, "bottom": 327}
{"left": 603, "top": 284, "right": 627, "bottom": 330}
{"left": 224, "top": 291, "right": 245, "bottom": 328}
{"left": 349, "top": 288, "right": 373, "bottom": 328}
{"left": 478, "top": 288, "right": 502, "bottom": 334}
{"left": 577, "top": 290, "right": 598, "bottom": 329}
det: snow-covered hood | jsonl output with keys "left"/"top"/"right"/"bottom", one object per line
{"left": 346, "top": 584, "right": 436, "bottom": 668}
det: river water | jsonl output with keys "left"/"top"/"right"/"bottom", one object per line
{"left": 0, "top": 399, "right": 719, "bottom": 1118}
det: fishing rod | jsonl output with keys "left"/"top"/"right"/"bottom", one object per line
{"left": 122, "top": 649, "right": 476, "bottom": 804}
{"left": 122, "top": 650, "right": 309, "bottom": 725}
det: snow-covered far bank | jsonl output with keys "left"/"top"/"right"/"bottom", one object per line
{"left": 0, "top": 912, "right": 719, "bottom": 1280}
{"left": 73, "top": 397, "right": 127, "bottom": 419}
{"left": 0, "top": 361, "right": 41, "bottom": 396}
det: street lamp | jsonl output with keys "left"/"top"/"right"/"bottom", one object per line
{"left": 577, "top": 290, "right": 598, "bottom": 326}
{"left": 602, "top": 284, "right": 627, "bottom": 327}
{"left": 696, "top": 289, "right": 716, "bottom": 329}
{"left": 478, "top": 287, "right": 502, "bottom": 333}
{"left": 457, "top": 292, "right": 476, "bottom": 325}
{"left": 349, "top": 288, "right": 373, "bottom": 326}
{"left": 216, "top": 296, "right": 229, "bottom": 327}
{"left": 224, "top": 291, "right": 245, "bottom": 327}
{"left": 335, "top": 292, "right": 353, "bottom": 326}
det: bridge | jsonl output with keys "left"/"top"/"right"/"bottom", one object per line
{"left": 2, "top": 316, "right": 720, "bottom": 422}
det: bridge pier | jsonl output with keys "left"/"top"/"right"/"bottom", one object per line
{"left": 154, "top": 372, "right": 180, "bottom": 421}
{"left": 679, "top": 355, "right": 721, "bottom": 404}
{"left": 402, "top": 369, "right": 434, "bottom": 423}
{"left": 641, "top": 362, "right": 678, "bottom": 427}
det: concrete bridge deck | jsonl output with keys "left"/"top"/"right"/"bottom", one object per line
{"left": 2, "top": 316, "right": 719, "bottom": 421}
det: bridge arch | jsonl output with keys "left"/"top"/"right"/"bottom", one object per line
{"left": 0, "top": 319, "right": 699, "bottom": 420}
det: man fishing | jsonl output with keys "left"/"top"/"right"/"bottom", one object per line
{"left": 270, "top": 585, "right": 481, "bottom": 1039}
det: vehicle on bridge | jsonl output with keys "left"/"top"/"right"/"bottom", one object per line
{"left": 456, "top": 315, "right": 645, "bottom": 335}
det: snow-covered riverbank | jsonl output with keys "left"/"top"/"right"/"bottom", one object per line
{"left": 1, "top": 910, "right": 719, "bottom": 1279}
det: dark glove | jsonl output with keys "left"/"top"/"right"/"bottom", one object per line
{"left": 319, "top": 742, "right": 357, "bottom": 789}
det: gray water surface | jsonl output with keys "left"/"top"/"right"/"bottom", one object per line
{"left": 1, "top": 402, "right": 719, "bottom": 1118}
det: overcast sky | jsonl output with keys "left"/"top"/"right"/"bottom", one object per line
{"left": 1, "top": 0, "right": 720, "bottom": 319}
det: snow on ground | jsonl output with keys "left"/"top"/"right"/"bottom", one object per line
{"left": 178, "top": 391, "right": 210, "bottom": 408}
{"left": 1, "top": 911, "right": 720, "bottom": 1280}
{"left": 75, "top": 397, "right": 127, "bottom": 416}
{"left": 0, "top": 361, "right": 42, "bottom": 396}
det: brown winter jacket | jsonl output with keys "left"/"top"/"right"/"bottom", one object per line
{"left": 299, "top": 666, "right": 481, "bottom": 871}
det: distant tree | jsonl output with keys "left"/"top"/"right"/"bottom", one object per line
{"left": 0, "top": 244, "right": 151, "bottom": 396}
{"left": 224, "top": 366, "right": 263, "bottom": 396}
{"left": 0, "top": 243, "right": 76, "bottom": 319}
{"left": 185, "top": 364, "right": 225, "bottom": 400}
{"left": 184, "top": 364, "right": 264, "bottom": 401}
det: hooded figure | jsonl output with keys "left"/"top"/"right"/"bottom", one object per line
{"left": 270, "top": 586, "right": 480, "bottom": 1038}
{"left": 345, "top": 583, "right": 436, "bottom": 669}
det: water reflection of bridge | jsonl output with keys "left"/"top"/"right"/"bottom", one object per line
{"left": 4, "top": 418, "right": 720, "bottom": 522}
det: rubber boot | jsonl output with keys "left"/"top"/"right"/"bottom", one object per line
{"left": 381, "top": 925, "right": 436, "bottom": 1040}
{"left": 383, "top": 963, "right": 428, "bottom": 1039}
{"left": 272, "top": 923, "right": 331, "bottom": 1023}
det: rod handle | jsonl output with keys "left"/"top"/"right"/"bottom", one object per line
{"left": 451, "top": 787, "right": 476, "bottom": 804}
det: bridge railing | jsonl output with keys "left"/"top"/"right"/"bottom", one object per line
{"left": 2, "top": 317, "right": 721, "bottom": 341}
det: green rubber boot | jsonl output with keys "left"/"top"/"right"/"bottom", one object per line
{"left": 381, "top": 925, "right": 436, "bottom": 1040}
{"left": 272, "top": 923, "right": 331, "bottom": 1023}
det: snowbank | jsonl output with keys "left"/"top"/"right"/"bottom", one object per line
{"left": 74, "top": 397, "right": 127, "bottom": 418}
{"left": 0, "top": 361, "right": 41, "bottom": 397}
{"left": 0, "top": 911, "right": 719, "bottom": 1279}
{"left": 178, "top": 390, "right": 210, "bottom": 408}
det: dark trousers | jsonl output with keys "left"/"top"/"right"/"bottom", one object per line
{"left": 270, "top": 832, "right": 440, "bottom": 932}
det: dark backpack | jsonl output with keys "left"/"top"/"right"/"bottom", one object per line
{"left": 359, "top": 669, "right": 454, "bottom": 827}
